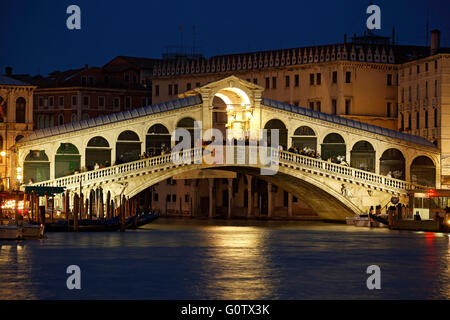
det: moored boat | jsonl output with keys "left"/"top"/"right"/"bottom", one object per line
{"left": 0, "top": 224, "right": 45, "bottom": 240}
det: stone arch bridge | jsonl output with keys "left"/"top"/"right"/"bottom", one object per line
{"left": 15, "top": 76, "right": 440, "bottom": 220}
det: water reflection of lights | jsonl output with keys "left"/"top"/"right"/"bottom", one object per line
{"left": 200, "top": 226, "right": 276, "bottom": 300}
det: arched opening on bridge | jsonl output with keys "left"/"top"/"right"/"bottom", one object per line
{"left": 321, "top": 133, "right": 346, "bottom": 162}
{"left": 116, "top": 130, "right": 141, "bottom": 164}
{"left": 350, "top": 141, "right": 375, "bottom": 172}
{"left": 264, "top": 119, "right": 288, "bottom": 149}
{"left": 24, "top": 150, "right": 50, "bottom": 183}
{"left": 379, "top": 148, "right": 405, "bottom": 180}
{"left": 176, "top": 117, "right": 198, "bottom": 147}
{"left": 214, "top": 87, "right": 252, "bottom": 142}
{"left": 411, "top": 156, "right": 436, "bottom": 187}
{"left": 291, "top": 126, "right": 317, "bottom": 151}
{"left": 212, "top": 96, "right": 228, "bottom": 139}
{"left": 86, "top": 136, "right": 111, "bottom": 169}
{"left": 55, "top": 143, "right": 81, "bottom": 178}
{"left": 146, "top": 124, "right": 171, "bottom": 156}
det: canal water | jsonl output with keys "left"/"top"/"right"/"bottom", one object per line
{"left": 0, "top": 218, "right": 449, "bottom": 300}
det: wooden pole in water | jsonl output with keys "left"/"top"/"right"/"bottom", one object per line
{"left": 31, "top": 190, "right": 35, "bottom": 221}
{"left": 23, "top": 192, "right": 27, "bottom": 221}
{"left": 120, "top": 195, "right": 126, "bottom": 232}
{"left": 73, "top": 193, "right": 78, "bottom": 232}
{"left": 106, "top": 191, "right": 111, "bottom": 219}
{"left": 65, "top": 191, "right": 70, "bottom": 231}
{"left": 35, "top": 194, "right": 40, "bottom": 224}
{"left": 80, "top": 193, "right": 84, "bottom": 220}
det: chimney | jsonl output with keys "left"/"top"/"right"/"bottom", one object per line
{"left": 430, "top": 29, "right": 440, "bottom": 55}
{"left": 5, "top": 66, "right": 12, "bottom": 76}
{"left": 84, "top": 64, "right": 89, "bottom": 69}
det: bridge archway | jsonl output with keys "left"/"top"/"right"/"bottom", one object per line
{"left": 146, "top": 124, "right": 171, "bottom": 156}
{"left": 24, "top": 150, "right": 50, "bottom": 183}
{"left": 86, "top": 136, "right": 111, "bottom": 169}
{"left": 321, "top": 133, "right": 346, "bottom": 162}
{"left": 350, "top": 140, "right": 375, "bottom": 172}
{"left": 15, "top": 97, "right": 26, "bottom": 123}
{"left": 291, "top": 126, "right": 317, "bottom": 151}
{"left": 380, "top": 148, "right": 405, "bottom": 180}
{"left": 411, "top": 156, "right": 436, "bottom": 187}
{"left": 116, "top": 130, "right": 141, "bottom": 164}
{"left": 264, "top": 119, "right": 288, "bottom": 149}
{"left": 176, "top": 117, "right": 198, "bottom": 147}
{"left": 55, "top": 143, "right": 80, "bottom": 178}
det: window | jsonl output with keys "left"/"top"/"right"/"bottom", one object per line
{"left": 426, "top": 63, "right": 429, "bottom": 72}
{"left": 114, "top": 97, "right": 120, "bottom": 108}
{"left": 332, "top": 71, "right": 337, "bottom": 84}
{"left": 39, "top": 97, "right": 44, "bottom": 107}
{"left": 285, "top": 75, "right": 290, "bottom": 88}
{"left": 59, "top": 96, "right": 64, "bottom": 107}
{"left": 98, "top": 96, "right": 105, "bottom": 107}
{"left": 141, "top": 98, "right": 146, "bottom": 107}
{"left": 417, "top": 65, "right": 420, "bottom": 74}
{"left": 71, "top": 114, "right": 77, "bottom": 123}
{"left": 155, "top": 85, "right": 159, "bottom": 97}
{"left": 345, "top": 99, "right": 351, "bottom": 115}
{"left": 124, "top": 75, "right": 129, "bottom": 82}
{"left": 294, "top": 101, "right": 299, "bottom": 106}
{"left": 309, "top": 73, "right": 314, "bottom": 85}
{"left": 401, "top": 88, "right": 404, "bottom": 103}
{"left": 125, "top": 96, "right": 130, "bottom": 108}
{"left": 387, "top": 102, "right": 391, "bottom": 117}
{"left": 435, "top": 80, "right": 438, "bottom": 97}
{"left": 331, "top": 99, "right": 337, "bottom": 115}
{"left": 196, "top": 82, "right": 200, "bottom": 87}
{"left": 417, "top": 84, "right": 420, "bottom": 100}
{"left": 83, "top": 96, "right": 89, "bottom": 106}
{"left": 434, "top": 108, "right": 438, "bottom": 127}
{"left": 72, "top": 96, "right": 77, "bottom": 106}
{"left": 15, "top": 97, "right": 26, "bottom": 123}
{"left": 246, "top": 78, "right": 250, "bottom": 82}
{"left": 153, "top": 193, "right": 158, "bottom": 202}
{"left": 408, "top": 113, "right": 411, "bottom": 129}
{"left": 435, "top": 60, "right": 438, "bottom": 69}
{"left": 186, "top": 83, "right": 191, "bottom": 91}
{"left": 172, "top": 194, "right": 176, "bottom": 202}
{"left": 316, "top": 73, "right": 321, "bottom": 85}
{"left": 345, "top": 72, "right": 351, "bottom": 83}
{"left": 265, "top": 77, "right": 270, "bottom": 89}
{"left": 309, "top": 101, "right": 314, "bottom": 109}
{"left": 58, "top": 114, "right": 64, "bottom": 125}
{"left": 316, "top": 101, "right": 321, "bottom": 112}
{"left": 408, "top": 86, "right": 412, "bottom": 102}
{"left": 168, "top": 84, "right": 173, "bottom": 95}
{"left": 185, "top": 195, "right": 190, "bottom": 203}
{"left": 166, "top": 194, "right": 171, "bottom": 202}
{"left": 49, "top": 97, "right": 54, "bottom": 107}
{"left": 416, "top": 111, "right": 420, "bottom": 129}
{"left": 174, "top": 84, "right": 178, "bottom": 94}
{"left": 425, "top": 110, "right": 428, "bottom": 129}
{"left": 425, "top": 81, "right": 428, "bottom": 98}
{"left": 294, "top": 74, "right": 299, "bottom": 87}
{"left": 272, "top": 77, "right": 277, "bottom": 89}
{"left": 253, "top": 78, "right": 258, "bottom": 85}
{"left": 81, "top": 76, "right": 87, "bottom": 86}
{"left": 387, "top": 74, "right": 392, "bottom": 86}
{"left": 88, "top": 76, "right": 94, "bottom": 86}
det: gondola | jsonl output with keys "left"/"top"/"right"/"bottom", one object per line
{"left": 127, "top": 212, "right": 160, "bottom": 229}
{"left": 37, "top": 218, "right": 123, "bottom": 232}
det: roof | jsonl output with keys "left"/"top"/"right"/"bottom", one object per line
{"left": 261, "top": 98, "right": 436, "bottom": 148}
{"left": 20, "top": 95, "right": 203, "bottom": 143}
{"left": 0, "top": 74, "right": 33, "bottom": 86}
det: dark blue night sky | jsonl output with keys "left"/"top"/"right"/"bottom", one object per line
{"left": 1, "top": 0, "right": 449, "bottom": 76}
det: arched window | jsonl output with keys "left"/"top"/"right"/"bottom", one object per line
{"left": 292, "top": 126, "right": 316, "bottom": 151}
{"left": 16, "top": 97, "right": 26, "bottom": 123}
{"left": 264, "top": 119, "right": 288, "bottom": 149}
{"left": 55, "top": 143, "right": 81, "bottom": 178}
{"left": 176, "top": 117, "right": 199, "bottom": 147}
{"left": 58, "top": 114, "right": 64, "bottom": 125}
{"left": 86, "top": 136, "right": 111, "bottom": 170}
{"left": 146, "top": 124, "right": 170, "bottom": 156}
{"left": 71, "top": 114, "right": 77, "bottom": 123}
{"left": 411, "top": 156, "right": 436, "bottom": 187}
{"left": 350, "top": 141, "right": 375, "bottom": 172}
{"left": 24, "top": 150, "right": 50, "bottom": 183}
{"left": 321, "top": 133, "right": 346, "bottom": 162}
{"left": 380, "top": 148, "right": 405, "bottom": 180}
{"left": 116, "top": 130, "right": 141, "bottom": 164}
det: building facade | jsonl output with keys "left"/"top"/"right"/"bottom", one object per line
{"left": 0, "top": 75, "right": 35, "bottom": 190}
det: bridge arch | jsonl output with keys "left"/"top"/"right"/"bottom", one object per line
{"left": 321, "top": 133, "right": 346, "bottom": 162}
{"left": 116, "top": 130, "right": 141, "bottom": 164}
{"left": 291, "top": 125, "right": 317, "bottom": 151}
{"left": 264, "top": 119, "right": 288, "bottom": 149}
{"left": 410, "top": 155, "right": 436, "bottom": 187}
{"left": 24, "top": 150, "right": 50, "bottom": 183}
{"left": 379, "top": 148, "right": 405, "bottom": 180}
{"left": 85, "top": 136, "right": 111, "bottom": 169}
{"left": 350, "top": 140, "right": 375, "bottom": 172}
{"left": 55, "top": 143, "right": 81, "bottom": 178}
{"left": 176, "top": 117, "right": 199, "bottom": 146}
{"left": 146, "top": 123, "right": 171, "bottom": 156}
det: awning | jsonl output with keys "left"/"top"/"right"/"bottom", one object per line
{"left": 24, "top": 186, "right": 66, "bottom": 196}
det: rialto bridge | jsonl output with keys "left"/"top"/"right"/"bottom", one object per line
{"left": 14, "top": 76, "right": 440, "bottom": 220}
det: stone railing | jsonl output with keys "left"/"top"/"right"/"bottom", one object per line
{"left": 30, "top": 147, "right": 414, "bottom": 194}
